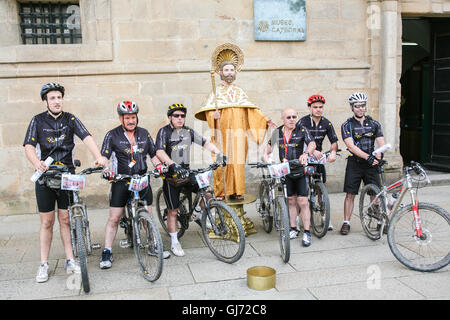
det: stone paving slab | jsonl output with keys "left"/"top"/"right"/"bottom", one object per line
{"left": 309, "top": 278, "right": 426, "bottom": 300}
{"left": 189, "top": 255, "right": 296, "bottom": 283}
{"left": 276, "top": 261, "right": 424, "bottom": 292}
{"left": 168, "top": 278, "right": 315, "bottom": 300}
{"left": 396, "top": 271, "right": 450, "bottom": 299}
{"left": 51, "top": 287, "right": 170, "bottom": 300}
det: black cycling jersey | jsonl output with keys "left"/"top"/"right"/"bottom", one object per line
{"left": 298, "top": 115, "right": 338, "bottom": 152}
{"left": 155, "top": 124, "right": 206, "bottom": 168}
{"left": 341, "top": 116, "right": 383, "bottom": 157}
{"left": 101, "top": 125, "right": 157, "bottom": 175}
{"left": 269, "top": 125, "right": 313, "bottom": 162}
{"left": 23, "top": 111, "right": 91, "bottom": 168}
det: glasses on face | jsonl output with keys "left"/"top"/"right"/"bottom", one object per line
{"left": 172, "top": 114, "right": 186, "bottom": 118}
{"left": 353, "top": 104, "right": 366, "bottom": 109}
{"left": 286, "top": 115, "right": 297, "bottom": 120}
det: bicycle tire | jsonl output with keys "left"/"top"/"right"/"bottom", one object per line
{"left": 74, "top": 216, "right": 90, "bottom": 293}
{"left": 359, "top": 184, "right": 386, "bottom": 240}
{"left": 201, "top": 201, "right": 245, "bottom": 264}
{"left": 133, "top": 209, "right": 164, "bottom": 282}
{"left": 309, "top": 180, "right": 330, "bottom": 238}
{"left": 258, "top": 181, "right": 273, "bottom": 233}
{"left": 276, "top": 196, "right": 290, "bottom": 263}
{"left": 155, "top": 187, "right": 187, "bottom": 239}
{"left": 387, "top": 202, "right": 450, "bottom": 272}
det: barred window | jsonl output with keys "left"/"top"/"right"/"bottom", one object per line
{"left": 19, "top": 2, "right": 82, "bottom": 45}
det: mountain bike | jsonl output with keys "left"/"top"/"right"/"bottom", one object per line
{"left": 41, "top": 162, "right": 103, "bottom": 293}
{"left": 359, "top": 160, "right": 450, "bottom": 271}
{"left": 156, "top": 162, "right": 245, "bottom": 264}
{"left": 249, "top": 161, "right": 291, "bottom": 263}
{"left": 105, "top": 170, "right": 164, "bottom": 281}
{"left": 304, "top": 149, "right": 341, "bottom": 238}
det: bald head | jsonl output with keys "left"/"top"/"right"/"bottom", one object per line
{"left": 281, "top": 108, "right": 298, "bottom": 130}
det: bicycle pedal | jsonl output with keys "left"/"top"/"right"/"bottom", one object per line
{"left": 91, "top": 243, "right": 101, "bottom": 250}
{"left": 119, "top": 239, "right": 132, "bottom": 248}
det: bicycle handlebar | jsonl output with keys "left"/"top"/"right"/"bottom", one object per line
{"left": 188, "top": 162, "right": 222, "bottom": 175}
{"left": 42, "top": 165, "right": 104, "bottom": 178}
{"left": 109, "top": 169, "right": 163, "bottom": 182}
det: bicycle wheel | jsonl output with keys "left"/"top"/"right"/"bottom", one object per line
{"left": 201, "top": 201, "right": 245, "bottom": 264}
{"left": 155, "top": 187, "right": 188, "bottom": 239}
{"left": 359, "top": 184, "right": 387, "bottom": 240}
{"left": 387, "top": 202, "right": 450, "bottom": 272}
{"left": 258, "top": 181, "right": 273, "bottom": 233}
{"left": 275, "top": 196, "right": 290, "bottom": 263}
{"left": 133, "top": 209, "right": 163, "bottom": 282}
{"left": 74, "top": 215, "right": 90, "bottom": 293}
{"left": 309, "top": 180, "right": 330, "bottom": 238}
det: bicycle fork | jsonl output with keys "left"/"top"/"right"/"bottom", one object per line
{"left": 408, "top": 187, "right": 425, "bottom": 240}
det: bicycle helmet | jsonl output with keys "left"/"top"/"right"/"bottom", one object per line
{"left": 40, "top": 82, "right": 65, "bottom": 101}
{"left": 348, "top": 92, "right": 368, "bottom": 105}
{"left": 307, "top": 94, "right": 326, "bottom": 106}
{"left": 167, "top": 103, "right": 187, "bottom": 117}
{"left": 117, "top": 101, "right": 139, "bottom": 115}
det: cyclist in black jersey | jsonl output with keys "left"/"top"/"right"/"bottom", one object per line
{"left": 298, "top": 94, "right": 339, "bottom": 230}
{"left": 155, "top": 103, "right": 224, "bottom": 257}
{"left": 263, "top": 108, "right": 316, "bottom": 246}
{"left": 96, "top": 101, "right": 170, "bottom": 268}
{"left": 340, "top": 92, "right": 386, "bottom": 235}
{"left": 23, "top": 83, "right": 104, "bottom": 283}
{"left": 298, "top": 94, "right": 339, "bottom": 163}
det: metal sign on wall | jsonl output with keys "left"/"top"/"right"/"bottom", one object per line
{"left": 254, "top": 0, "right": 306, "bottom": 41}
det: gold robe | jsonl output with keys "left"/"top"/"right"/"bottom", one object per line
{"left": 195, "top": 83, "right": 268, "bottom": 196}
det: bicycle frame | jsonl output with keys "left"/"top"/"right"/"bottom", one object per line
{"left": 371, "top": 163, "right": 426, "bottom": 238}
{"left": 68, "top": 190, "right": 92, "bottom": 255}
{"left": 258, "top": 166, "right": 289, "bottom": 229}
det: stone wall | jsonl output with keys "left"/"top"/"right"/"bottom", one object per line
{"left": 2, "top": 0, "right": 436, "bottom": 214}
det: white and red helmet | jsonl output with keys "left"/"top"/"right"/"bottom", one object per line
{"left": 117, "top": 101, "right": 139, "bottom": 115}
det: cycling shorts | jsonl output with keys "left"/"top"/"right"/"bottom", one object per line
{"left": 35, "top": 182, "right": 73, "bottom": 213}
{"left": 285, "top": 174, "right": 309, "bottom": 197}
{"left": 109, "top": 180, "right": 153, "bottom": 208}
{"left": 162, "top": 175, "right": 198, "bottom": 210}
{"left": 343, "top": 157, "right": 381, "bottom": 195}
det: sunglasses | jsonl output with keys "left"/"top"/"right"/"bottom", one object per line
{"left": 353, "top": 104, "right": 366, "bottom": 109}
{"left": 171, "top": 114, "right": 186, "bottom": 118}
{"left": 286, "top": 115, "right": 297, "bottom": 120}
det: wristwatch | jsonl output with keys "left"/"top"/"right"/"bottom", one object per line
{"left": 303, "top": 151, "right": 310, "bottom": 156}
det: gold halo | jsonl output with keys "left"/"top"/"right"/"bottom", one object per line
{"left": 211, "top": 43, "right": 244, "bottom": 73}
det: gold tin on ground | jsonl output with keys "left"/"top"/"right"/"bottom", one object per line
{"left": 247, "top": 266, "right": 276, "bottom": 290}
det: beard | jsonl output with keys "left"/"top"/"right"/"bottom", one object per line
{"left": 220, "top": 74, "right": 236, "bottom": 83}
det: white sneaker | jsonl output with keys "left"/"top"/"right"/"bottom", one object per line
{"left": 289, "top": 228, "right": 299, "bottom": 239}
{"left": 194, "top": 212, "right": 212, "bottom": 229}
{"left": 36, "top": 263, "right": 49, "bottom": 283}
{"left": 148, "top": 246, "right": 171, "bottom": 259}
{"left": 302, "top": 232, "right": 312, "bottom": 247}
{"left": 328, "top": 222, "right": 334, "bottom": 231}
{"left": 171, "top": 242, "right": 185, "bottom": 257}
{"left": 65, "top": 259, "right": 81, "bottom": 274}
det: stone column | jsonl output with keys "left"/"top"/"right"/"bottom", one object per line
{"left": 379, "top": 0, "right": 399, "bottom": 149}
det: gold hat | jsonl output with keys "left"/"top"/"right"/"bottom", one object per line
{"left": 211, "top": 43, "right": 244, "bottom": 73}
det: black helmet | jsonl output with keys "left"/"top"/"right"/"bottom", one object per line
{"left": 40, "top": 82, "right": 65, "bottom": 101}
{"left": 167, "top": 103, "right": 187, "bottom": 117}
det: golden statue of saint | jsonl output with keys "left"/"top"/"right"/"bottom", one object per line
{"left": 195, "top": 44, "right": 274, "bottom": 200}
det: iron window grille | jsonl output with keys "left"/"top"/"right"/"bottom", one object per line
{"left": 19, "top": 2, "right": 82, "bottom": 44}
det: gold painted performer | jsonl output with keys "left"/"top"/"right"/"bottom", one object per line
{"left": 195, "top": 43, "right": 275, "bottom": 201}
